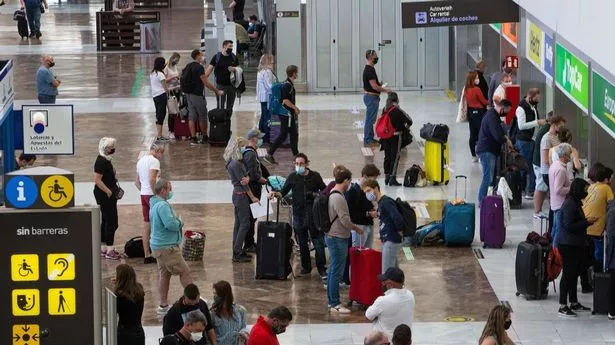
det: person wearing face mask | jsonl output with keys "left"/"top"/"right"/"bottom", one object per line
{"left": 242, "top": 129, "right": 268, "bottom": 253}
{"left": 247, "top": 306, "right": 293, "bottom": 345}
{"left": 163, "top": 284, "right": 216, "bottom": 345}
{"left": 463, "top": 70, "right": 489, "bottom": 162}
{"left": 346, "top": 164, "right": 381, "bottom": 249}
{"left": 379, "top": 92, "right": 413, "bottom": 186}
{"left": 478, "top": 305, "right": 515, "bottom": 345}
{"left": 164, "top": 52, "right": 182, "bottom": 140}
{"left": 492, "top": 73, "right": 513, "bottom": 107}
{"left": 556, "top": 178, "right": 597, "bottom": 317}
{"left": 210, "top": 280, "right": 248, "bottom": 345}
{"left": 365, "top": 267, "right": 415, "bottom": 340}
{"left": 94, "top": 137, "right": 122, "bottom": 260}
{"left": 363, "top": 49, "right": 392, "bottom": 147}
{"left": 36, "top": 55, "right": 60, "bottom": 104}
{"left": 136, "top": 144, "right": 164, "bottom": 264}
{"left": 268, "top": 153, "right": 327, "bottom": 278}
{"left": 549, "top": 143, "right": 574, "bottom": 249}
{"left": 488, "top": 60, "right": 516, "bottom": 106}
{"left": 204, "top": 40, "right": 239, "bottom": 110}
{"left": 150, "top": 179, "right": 193, "bottom": 316}
{"left": 160, "top": 310, "right": 209, "bottom": 345}
{"left": 361, "top": 180, "right": 405, "bottom": 273}
{"left": 476, "top": 99, "right": 514, "bottom": 204}
{"left": 182, "top": 49, "right": 209, "bottom": 145}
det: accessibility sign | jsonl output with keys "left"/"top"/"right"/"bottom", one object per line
{"left": 4, "top": 167, "right": 75, "bottom": 209}
{"left": 11, "top": 254, "right": 39, "bottom": 282}
{"left": 12, "top": 289, "right": 40, "bottom": 316}
{"left": 47, "top": 253, "right": 75, "bottom": 281}
{"left": 12, "top": 324, "right": 40, "bottom": 345}
{"left": 48, "top": 288, "right": 76, "bottom": 315}
{"left": 40, "top": 175, "right": 74, "bottom": 208}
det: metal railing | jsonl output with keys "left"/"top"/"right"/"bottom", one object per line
{"left": 105, "top": 0, "right": 171, "bottom": 10}
{"left": 105, "top": 288, "right": 117, "bottom": 345}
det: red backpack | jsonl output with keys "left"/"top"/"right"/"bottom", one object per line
{"left": 375, "top": 106, "right": 397, "bottom": 140}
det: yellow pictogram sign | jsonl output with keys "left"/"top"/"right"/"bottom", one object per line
{"left": 12, "top": 324, "right": 40, "bottom": 345}
{"left": 12, "top": 289, "right": 40, "bottom": 316}
{"left": 48, "top": 288, "right": 76, "bottom": 315}
{"left": 47, "top": 253, "right": 75, "bottom": 281}
{"left": 11, "top": 254, "right": 39, "bottom": 282}
{"left": 40, "top": 175, "right": 74, "bottom": 208}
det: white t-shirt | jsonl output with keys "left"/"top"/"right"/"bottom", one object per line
{"left": 539, "top": 133, "right": 559, "bottom": 174}
{"left": 136, "top": 154, "right": 160, "bottom": 195}
{"left": 164, "top": 65, "right": 180, "bottom": 91}
{"left": 150, "top": 71, "right": 166, "bottom": 98}
{"left": 365, "top": 288, "right": 415, "bottom": 340}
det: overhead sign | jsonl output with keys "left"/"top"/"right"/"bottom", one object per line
{"left": 525, "top": 19, "right": 554, "bottom": 79}
{"left": 401, "top": 0, "right": 519, "bottom": 29}
{"left": 592, "top": 71, "right": 615, "bottom": 139}
{"left": 0, "top": 207, "right": 101, "bottom": 345}
{"left": 489, "top": 23, "right": 501, "bottom": 33}
{"left": 555, "top": 43, "right": 589, "bottom": 111}
{"left": 0, "top": 59, "right": 15, "bottom": 125}
{"left": 22, "top": 104, "right": 74, "bottom": 155}
{"left": 4, "top": 167, "right": 75, "bottom": 209}
{"left": 502, "top": 23, "right": 518, "bottom": 47}
{"left": 505, "top": 56, "right": 519, "bottom": 69}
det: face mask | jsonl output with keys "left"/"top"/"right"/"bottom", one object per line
{"left": 249, "top": 22, "right": 254, "bottom": 27}
{"left": 531, "top": 99, "right": 539, "bottom": 105}
{"left": 503, "top": 81, "right": 512, "bottom": 86}
{"left": 191, "top": 332, "right": 203, "bottom": 341}
{"left": 504, "top": 320, "right": 512, "bottom": 330}
{"left": 166, "top": 191, "right": 174, "bottom": 200}
{"left": 226, "top": 48, "right": 233, "bottom": 55}
{"left": 171, "top": 59, "right": 178, "bottom": 66}
{"left": 295, "top": 166, "right": 306, "bottom": 175}
{"left": 107, "top": 148, "right": 116, "bottom": 155}
{"left": 474, "top": 79, "right": 480, "bottom": 85}
{"left": 214, "top": 295, "right": 221, "bottom": 305}
{"left": 257, "top": 139, "right": 263, "bottom": 147}
{"left": 49, "top": 62, "right": 55, "bottom": 68}
{"left": 272, "top": 322, "right": 286, "bottom": 335}
{"left": 366, "top": 191, "right": 377, "bottom": 202}
{"left": 372, "top": 57, "right": 379, "bottom": 65}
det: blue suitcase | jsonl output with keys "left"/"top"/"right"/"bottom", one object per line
{"left": 442, "top": 176, "right": 475, "bottom": 246}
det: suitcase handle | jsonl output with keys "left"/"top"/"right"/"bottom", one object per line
{"left": 265, "top": 188, "right": 282, "bottom": 223}
{"left": 454, "top": 175, "right": 467, "bottom": 199}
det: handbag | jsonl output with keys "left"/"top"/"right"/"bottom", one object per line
{"left": 167, "top": 92, "right": 179, "bottom": 114}
{"left": 40, "top": 4, "right": 45, "bottom": 13}
{"left": 456, "top": 87, "right": 468, "bottom": 123}
{"left": 182, "top": 231, "right": 206, "bottom": 261}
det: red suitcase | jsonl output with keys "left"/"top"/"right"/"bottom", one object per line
{"left": 348, "top": 247, "right": 382, "bottom": 306}
{"left": 174, "top": 117, "right": 192, "bottom": 140}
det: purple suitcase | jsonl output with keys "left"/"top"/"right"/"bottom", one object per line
{"left": 269, "top": 114, "right": 291, "bottom": 148}
{"left": 480, "top": 194, "right": 506, "bottom": 248}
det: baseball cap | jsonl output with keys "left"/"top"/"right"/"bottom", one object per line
{"left": 378, "top": 267, "right": 405, "bottom": 284}
{"left": 246, "top": 129, "right": 264, "bottom": 140}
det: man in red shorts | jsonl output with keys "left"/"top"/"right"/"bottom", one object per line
{"left": 136, "top": 143, "right": 164, "bottom": 264}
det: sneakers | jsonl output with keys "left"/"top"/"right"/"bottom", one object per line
{"left": 524, "top": 194, "right": 534, "bottom": 200}
{"left": 156, "top": 305, "right": 171, "bottom": 315}
{"left": 156, "top": 136, "right": 170, "bottom": 142}
{"left": 105, "top": 249, "right": 121, "bottom": 260}
{"left": 243, "top": 244, "right": 257, "bottom": 254}
{"left": 100, "top": 249, "right": 107, "bottom": 257}
{"left": 232, "top": 254, "right": 252, "bottom": 263}
{"left": 558, "top": 306, "right": 578, "bottom": 318}
{"left": 608, "top": 313, "right": 615, "bottom": 320}
{"left": 262, "top": 155, "right": 277, "bottom": 165}
{"left": 201, "top": 135, "right": 209, "bottom": 143}
{"left": 329, "top": 304, "right": 351, "bottom": 314}
{"left": 190, "top": 137, "right": 203, "bottom": 146}
{"left": 144, "top": 256, "right": 157, "bottom": 264}
{"left": 471, "top": 156, "right": 479, "bottom": 163}
{"left": 168, "top": 132, "right": 176, "bottom": 141}
{"left": 339, "top": 282, "right": 349, "bottom": 289}
{"left": 570, "top": 303, "right": 591, "bottom": 312}
{"left": 319, "top": 270, "right": 328, "bottom": 280}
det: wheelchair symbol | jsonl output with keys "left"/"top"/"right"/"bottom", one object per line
{"left": 48, "top": 180, "right": 68, "bottom": 202}
{"left": 18, "top": 260, "right": 34, "bottom": 277}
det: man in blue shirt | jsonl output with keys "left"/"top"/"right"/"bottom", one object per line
{"left": 19, "top": 0, "right": 48, "bottom": 38}
{"left": 36, "top": 55, "right": 60, "bottom": 104}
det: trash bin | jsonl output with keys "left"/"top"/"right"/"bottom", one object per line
{"left": 139, "top": 21, "right": 161, "bottom": 53}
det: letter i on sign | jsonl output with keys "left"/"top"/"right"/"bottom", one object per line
{"left": 17, "top": 181, "right": 26, "bottom": 202}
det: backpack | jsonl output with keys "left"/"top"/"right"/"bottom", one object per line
{"left": 375, "top": 106, "right": 397, "bottom": 140}
{"left": 124, "top": 236, "right": 145, "bottom": 258}
{"left": 268, "top": 81, "right": 290, "bottom": 116}
{"left": 403, "top": 164, "right": 425, "bottom": 187}
{"left": 412, "top": 222, "right": 443, "bottom": 246}
{"left": 547, "top": 247, "right": 563, "bottom": 282}
{"left": 313, "top": 190, "right": 342, "bottom": 233}
{"left": 395, "top": 197, "right": 417, "bottom": 237}
{"left": 180, "top": 62, "right": 197, "bottom": 93}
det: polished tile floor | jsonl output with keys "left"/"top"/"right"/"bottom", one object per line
{"left": 4, "top": 1, "right": 615, "bottom": 344}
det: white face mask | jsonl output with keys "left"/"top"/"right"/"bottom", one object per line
{"left": 474, "top": 79, "right": 480, "bottom": 85}
{"left": 191, "top": 332, "right": 203, "bottom": 341}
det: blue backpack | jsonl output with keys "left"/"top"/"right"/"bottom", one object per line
{"left": 268, "top": 81, "right": 289, "bottom": 116}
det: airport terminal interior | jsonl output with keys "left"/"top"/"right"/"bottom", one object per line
{"left": 2, "top": 0, "right": 615, "bottom": 344}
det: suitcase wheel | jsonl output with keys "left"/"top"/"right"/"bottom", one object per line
{"left": 515, "top": 292, "right": 520, "bottom": 297}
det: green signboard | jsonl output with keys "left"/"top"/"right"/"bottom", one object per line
{"left": 490, "top": 23, "right": 501, "bottom": 32}
{"left": 555, "top": 43, "right": 589, "bottom": 111}
{"left": 592, "top": 72, "right": 615, "bottom": 139}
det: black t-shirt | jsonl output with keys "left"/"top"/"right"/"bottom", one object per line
{"left": 363, "top": 65, "right": 380, "bottom": 94}
{"left": 186, "top": 61, "right": 205, "bottom": 95}
{"left": 281, "top": 79, "right": 296, "bottom": 115}
{"left": 94, "top": 155, "right": 117, "bottom": 194}
{"left": 233, "top": 0, "right": 245, "bottom": 18}
{"left": 280, "top": 170, "right": 326, "bottom": 215}
{"left": 209, "top": 53, "right": 238, "bottom": 86}
{"left": 160, "top": 332, "right": 194, "bottom": 345}
{"left": 117, "top": 294, "right": 144, "bottom": 327}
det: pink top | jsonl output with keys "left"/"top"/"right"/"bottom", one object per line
{"left": 549, "top": 160, "right": 570, "bottom": 211}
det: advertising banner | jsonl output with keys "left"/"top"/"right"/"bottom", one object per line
{"left": 592, "top": 72, "right": 615, "bottom": 139}
{"left": 502, "top": 23, "right": 518, "bottom": 47}
{"left": 555, "top": 43, "right": 589, "bottom": 111}
{"left": 22, "top": 105, "right": 74, "bottom": 155}
{"left": 525, "top": 19, "right": 554, "bottom": 80}
{"left": 401, "top": 0, "right": 519, "bottom": 29}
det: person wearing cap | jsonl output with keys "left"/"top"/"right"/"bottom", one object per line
{"left": 242, "top": 129, "right": 268, "bottom": 253}
{"left": 365, "top": 267, "right": 415, "bottom": 340}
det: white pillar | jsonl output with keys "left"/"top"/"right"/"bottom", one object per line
{"left": 274, "top": 0, "right": 303, "bottom": 83}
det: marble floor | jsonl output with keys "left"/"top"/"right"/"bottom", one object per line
{"left": 4, "top": 1, "right": 615, "bottom": 345}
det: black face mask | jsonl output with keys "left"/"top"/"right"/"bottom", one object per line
{"left": 226, "top": 48, "right": 233, "bottom": 55}
{"left": 49, "top": 62, "right": 55, "bottom": 68}
{"left": 504, "top": 320, "right": 512, "bottom": 330}
{"left": 107, "top": 148, "right": 116, "bottom": 155}
{"left": 171, "top": 59, "right": 178, "bottom": 66}
{"left": 372, "top": 57, "right": 379, "bottom": 65}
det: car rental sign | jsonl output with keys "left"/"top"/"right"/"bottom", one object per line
{"left": 401, "top": 0, "right": 519, "bottom": 29}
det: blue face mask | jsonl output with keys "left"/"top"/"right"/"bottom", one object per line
{"left": 295, "top": 166, "right": 306, "bottom": 175}
{"left": 366, "top": 191, "right": 377, "bottom": 202}
{"left": 166, "top": 191, "right": 174, "bottom": 200}
{"left": 240, "top": 147, "right": 247, "bottom": 154}
{"left": 257, "top": 139, "right": 263, "bottom": 147}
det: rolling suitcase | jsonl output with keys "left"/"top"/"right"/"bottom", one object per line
{"left": 348, "top": 242, "right": 382, "bottom": 306}
{"left": 593, "top": 236, "right": 610, "bottom": 315}
{"left": 504, "top": 168, "right": 523, "bottom": 209}
{"left": 173, "top": 118, "right": 192, "bottom": 139}
{"left": 424, "top": 140, "right": 449, "bottom": 185}
{"left": 208, "top": 98, "right": 232, "bottom": 147}
{"left": 269, "top": 114, "right": 291, "bottom": 148}
{"left": 480, "top": 194, "right": 506, "bottom": 248}
{"left": 255, "top": 200, "right": 293, "bottom": 280}
{"left": 14, "top": 10, "right": 28, "bottom": 39}
{"left": 515, "top": 216, "right": 549, "bottom": 300}
{"left": 442, "top": 176, "right": 475, "bottom": 246}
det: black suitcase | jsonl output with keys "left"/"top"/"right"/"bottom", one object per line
{"left": 208, "top": 121, "right": 231, "bottom": 147}
{"left": 593, "top": 236, "right": 610, "bottom": 314}
{"left": 14, "top": 10, "right": 28, "bottom": 39}
{"left": 255, "top": 200, "right": 293, "bottom": 280}
{"left": 515, "top": 241, "right": 549, "bottom": 300}
{"left": 504, "top": 168, "right": 523, "bottom": 208}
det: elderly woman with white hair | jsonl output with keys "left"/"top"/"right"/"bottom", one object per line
{"left": 549, "top": 142, "right": 573, "bottom": 249}
{"left": 225, "top": 137, "right": 259, "bottom": 263}
{"left": 94, "top": 137, "right": 122, "bottom": 260}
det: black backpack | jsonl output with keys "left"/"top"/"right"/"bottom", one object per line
{"left": 124, "top": 236, "right": 145, "bottom": 258}
{"left": 403, "top": 164, "right": 424, "bottom": 187}
{"left": 180, "top": 62, "right": 197, "bottom": 93}
{"left": 313, "top": 190, "right": 342, "bottom": 233}
{"left": 395, "top": 197, "right": 417, "bottom": 237}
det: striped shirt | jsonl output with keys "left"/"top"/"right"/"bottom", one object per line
{"left": 212, "top": 304, "right": 247, "bottom": 345}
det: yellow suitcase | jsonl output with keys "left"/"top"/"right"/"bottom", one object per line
{"left": 424, "top": 140, "right": 449, "bottom": 185}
